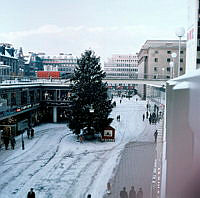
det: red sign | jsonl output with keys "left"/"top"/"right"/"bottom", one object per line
{"left": 37, "top": 71, "right": 60, "bottom": 79}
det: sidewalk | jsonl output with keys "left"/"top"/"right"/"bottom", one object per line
{"left": 104, "top": 119, "right": 164, "bottom": 198}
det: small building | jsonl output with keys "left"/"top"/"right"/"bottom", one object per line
{"left": 102, "top": 126, "right": 115, "bottom": 142}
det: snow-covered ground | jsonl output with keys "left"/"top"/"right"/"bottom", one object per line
{"left": 0, "top": 96, "right": 156, "bottom": 198}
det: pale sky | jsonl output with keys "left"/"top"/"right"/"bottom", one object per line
{"left": 0, "top": 0, "right": 188, "bottom": 61}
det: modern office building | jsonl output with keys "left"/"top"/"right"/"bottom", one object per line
{"left": 40, "top": 54, "right": 78, "bottom": 78}
{"left": 104, "top": 54, "right": 138, "bottom": 79}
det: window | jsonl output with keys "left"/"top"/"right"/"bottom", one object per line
{"left": 167, "top": 58, "right": 171, "bottom": 62}
{"left": 180, "top": 58, "right": 183, "bottom": 63}
{"left": 167, "top": 51, "right": 171, "bottom": 54}
{"left": 166, "top": 76, "right": 171, "bottom": 79}
{"left": 154, "top": 58, "right": 158, "bottom": 62}
{"left": 153, "top": 75, "right": 157, "bottom": 79}
{"left": 155, "top": 50, "right": 159, "bottom": 54}
{"left": 180, "top": 51, "right": 184, "bottom": 54}
{"left": 167, "top": 67, "right": 171, "bottom": 72}
{"left": 154, "top": 67, "right": 157, "bottom": 71}
{"left": 180, "top": 67, "right": 183, "bottom": 71}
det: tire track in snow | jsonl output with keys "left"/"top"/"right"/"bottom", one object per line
{"left": 0, "top": 131, "right": 71, "bottom": 195}
{"left": 1, "top": 127, "right": 67, "bottom": 165}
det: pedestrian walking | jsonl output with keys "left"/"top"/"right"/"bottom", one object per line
{"left": 3, "top": 135, "right": 9, "bottom": 150}
{"left": 10, "top": 136, "right": 16, "bottom": 150}
{"left": 120, "top": 99, "right": 122, "bottom": 104}
{"left": 142, "top": 114, "right": 145, "bottom": 121}
{"left": 154, "top": 130, "right": 158, "bottom": 143}
{"left": 120, "top": 187, "right": 128, "bottom": 198}
{"left": 137, "top": 187, "right": 143, "bottom": 198}
{"left": 129, "top": 186, "right": 136, "bottom": 198}
{"left": 146, "top": 111, "right": 149, "bottom": 119}
{"left": 31, "top": 128, "right": 34, "bottom": 138}
{"left": 27, "top": 188, "right": 35, "bottom": 198}
{"left": 117, "top": 115, "right": 120, "bottom": 121}
{"left": 149, "top": 115, "right": 152, "bottom": 125}
{"left": 27, "top": 128, "right": 30, "bottom": 139}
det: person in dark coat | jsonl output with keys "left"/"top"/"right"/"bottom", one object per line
{"left": 137, "top": 187, "right": 143, "bottom": 198}
{"left": 142, "top": 114, "right": 145, "bottom": 121}
{"left": 27, "top": 128, "right": 30, "bottom": 139}
{"left": 120, "top": 187, "right": 128, "bottom": 198}
{"left": 129, "top": 186, "right": 136, "bottom": 198}
{"left": 31, "top": 128, "right": 34, "bottom": 138}
{"left": 154, "top": 130, "right": 158, "bottom": 143}
{"left": 10, "top": 136, "right": 16, "bottom": 150}
{"left": 3, "top": 136, "right": 9, "bottom": 150}
{"left": 27, "top": 188, "right": 35, "bottom": 198}
{"left": 146, "top": 111, "right": 149, "bottom": 119}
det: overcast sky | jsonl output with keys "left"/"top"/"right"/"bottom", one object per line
{"left": 0, "top": 0, "right": 188, "bottom": 62}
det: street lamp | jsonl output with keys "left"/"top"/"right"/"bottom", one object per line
{"left": 21, "top": 131, "right": 25, "bottom": 150}
{"left": 171, "top": 52, "right": 177, "bottom": 77}
{"left": 162, "top": 68, "right": 165, "bottom": 79}
{"left": 169, "top": 61, "right": 174, "bottom": 79}
{"left": 175, "top": 27, "right": 185, "bottom": 77}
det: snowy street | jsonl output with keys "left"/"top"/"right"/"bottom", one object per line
{"left": 0, "top": 96, "right": 156, "bottom": 198}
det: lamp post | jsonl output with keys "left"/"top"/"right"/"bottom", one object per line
{"left": 88, "top": 104, "right": 94, "bottom": 134}
{"left": 21, "top": 131, "right": 25, "bottom": 150}
{"left": 171, "top": 52, "right": 177, "bottom": 77}
{"left": 175, "top": 27, "right": 185, "bottom": 77}
{"left": 162, "top": 68, "right": 165, "bottom": 79}
{"left": 169, "top": 61, "right": 174, "bottom": 79}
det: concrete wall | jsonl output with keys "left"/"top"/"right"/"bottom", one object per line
{"left": 164, "top": 71, "right": 200, "bottom": 198}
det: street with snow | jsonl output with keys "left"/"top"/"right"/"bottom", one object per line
{"left": 0, "top": 96, "right": 158, "bottom": 198}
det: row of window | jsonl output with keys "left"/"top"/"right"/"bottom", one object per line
{"left": 154, "top": 50, "right": 184, "bottom": 54}
{"left": 59, "top": 68, "right": 74, "bottom": 72}
{"left": 43, "top": 59, "right": 77, "bottom": 63}
{"left": 108, "top": 68, "right": 138, "bottom": 72}
{"left": 153, "top": 67, "right": 183, "bottom": 72}
{"left": 116, "top": 64, "right": 138, "bottom": 67}
{"left": 154, "top": 58, "right": 184, "bottom": 63}
{"left": 114, "top": 59, "right": 138, "bottom": 63}
{"left": 106, "top": 73, "right": 138, "bottom": 76}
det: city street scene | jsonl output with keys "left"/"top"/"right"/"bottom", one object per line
{"left": 0, "top": 96, "right": 160, "bottom": 198}
{"left": 1, "top": 0, "right": 200, "bottom": 198}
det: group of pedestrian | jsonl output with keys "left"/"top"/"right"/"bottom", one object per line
{"left": 3, "top": 135, "right": 16, "bottom": 150}
{"left": 120, "top": 186, "right": 143, "bottom": 198}
{"left": 1, "top": 129, "right": 16, "bottom": 150}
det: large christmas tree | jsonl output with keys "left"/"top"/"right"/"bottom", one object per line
{"left": 66, "top": 50, "right": 113, "bottom": 137}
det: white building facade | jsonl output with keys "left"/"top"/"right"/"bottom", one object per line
{"left": 104, "top": 54, "right": 138, "bottom": 79}
{"left": 186, "top": 0, "right": 200, "bottom": 73}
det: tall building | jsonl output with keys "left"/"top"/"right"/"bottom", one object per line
{"left": 104, "top": 54, "right": 138, "bottom": 79}
{"left": 138, "top": 40, "right": 186, "bottom": 80}
{"left": 186, "top": 0, "right": 200, "bottom": 72}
